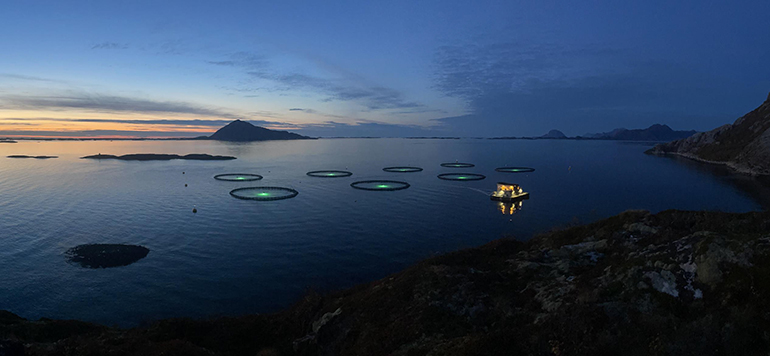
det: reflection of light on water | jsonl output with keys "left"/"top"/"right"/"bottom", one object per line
{"left": 498, "top": 200, "right": 524, "bottom": 215}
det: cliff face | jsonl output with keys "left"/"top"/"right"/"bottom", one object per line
{"left": 647, "top": 93, "right": 770, "bottom": 175}
{"left": 5, "top": 209, "right": 770, "bottom": 355}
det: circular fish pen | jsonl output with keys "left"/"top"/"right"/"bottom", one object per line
{"left": 306, "top": 170, "right": 353, "bottom": 178}
{"left": 350, "top": 180, "right": 410, "bottom": 191}
{"left": 440, "top": 162, "right": 475, "bottom": 168}
{"left": 382, "top": 166, "right": 423, "bottom": 173}
{"left": 230, "top": 187, "right": 299, "bottom": 201}
{"left": 214, "top": 173, "right": 264, "bottom": 181}
{"left": 437, "top": 173, "right": 486, "bottom": 181}
{"left": 495, "top": 167, "right": 535, "bottom": 173}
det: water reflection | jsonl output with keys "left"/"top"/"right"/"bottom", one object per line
{"left": 498, "top": 200, "right": 525, "bottom": 215}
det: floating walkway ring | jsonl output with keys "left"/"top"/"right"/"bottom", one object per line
{"left": 437, "top": 173, "right": 486, "bottom": 181}
{"left": 350, "top": 180, "right": 410, "bottom": 191}
{"left": 495, "top": 167, "right": 535, "bottom": 173}
{"left": 383, "top": 166, "right": 423, "bottom": 173}
{"left": 440, "top": 162, "right": 475, "bottom": 168}
{"left": 230, "top": 186, "right": 299, "bottom": 201}
{"left": 214, "top": 173, "right": 263, "bottom": 181}
{"left": 306, "top": 170, "right": 353, "bottom": 178}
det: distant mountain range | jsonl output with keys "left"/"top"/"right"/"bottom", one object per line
{"left": 492, "top": 124, "right": 697, "bottom": 141}
{"left": 207, "top": 120, "right": 313, "bottom": 142}
{"left": 581, "top": 124, "right": 697, "bottom": 141}
{"left": 647, "top": 92, "right": 770, "bottom": 175}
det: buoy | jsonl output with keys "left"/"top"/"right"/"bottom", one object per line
{"left": 182, "top": 172, "right": 185, "bottom": 174}
{"left": 185, "top": 184, "right": 188, "bottom": 187}
{"left": 192, "top": 206, "right": 197, "bottom": 213}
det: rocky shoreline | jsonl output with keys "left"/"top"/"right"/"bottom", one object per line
{"left": 4, "top": 209, "right": 770, "bottom": 355}
{"left": 647, "top": 92, "right": 770, "bottom": 176}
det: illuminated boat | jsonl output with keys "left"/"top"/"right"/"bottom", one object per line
{"left": 490, "top": 182, "right": 529, "bottom": 202}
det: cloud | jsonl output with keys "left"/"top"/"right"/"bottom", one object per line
{"left": 0, "top": 129, "right": 208, "bottom": 138}
{"left": 1, "top": 118, "right": 232, "bottom": 126}
{"left": 91, "top": 42, "right": 128, "bottom": 50}
{"left": 0, "top": 93, "right": 238, "bottom": 118}
{"left": 0, "top": 73, "right": 67, "bottom": 83}
{"left": 431, "top": 39, "right": 744, "bottom": 136}
{"left": 206, "top": 51, "right": 267, "bottom": 69}
{"left": 246, "top": 71, "right": 421, "bottom": 110}
{"left": 295, "top": 121, "right": 436, "bottom": 138}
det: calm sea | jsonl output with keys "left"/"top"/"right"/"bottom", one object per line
{"left": 0, "top": 138, "right": 765, "bottom": 326}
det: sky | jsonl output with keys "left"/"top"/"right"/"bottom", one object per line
{"left": 1, "top": 0, "right": 769, "bottom": 138}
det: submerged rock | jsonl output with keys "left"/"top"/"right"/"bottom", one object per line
{"left": 65, "top": 244, "right": 149, "bottom": 268}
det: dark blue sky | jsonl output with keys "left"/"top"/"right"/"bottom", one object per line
{"left": 1, "top": 0, "right": 768, "bottom": 137}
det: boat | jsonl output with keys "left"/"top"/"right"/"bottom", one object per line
{"left": 490, "top": 182, "right": 529, "bottom": 202}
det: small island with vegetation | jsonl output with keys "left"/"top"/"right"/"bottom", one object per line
{"left": 81, "top": 153, "right": 236, "bottom": 161}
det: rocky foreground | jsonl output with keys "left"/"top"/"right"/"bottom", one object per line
{"left": 647, "top": 92, "right": 770, "bottom": 175}
{"left": 4, "top": 209, "right": 770, "bottom": 355}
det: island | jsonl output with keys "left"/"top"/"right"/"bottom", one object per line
{"left": 7, "top": 155, "right": 58, "bottom": 159}
{"left": 0, "top": 140, "right": 17, "bottom": 143}
{"left": 4, "top": 209, "right": 770, "bottom": 354}
{"left": 65, "top": 244, "right": 150, "bottom": 269}
{"left": 81, "top": 153, "right": 236, "bottom": 161}
{"left": 208, "top": 119, "right": 313, "bottom": 142}
{"left": 647, "top": 91, "right": 770, "bottom": 175}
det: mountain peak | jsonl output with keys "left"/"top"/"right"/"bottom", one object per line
{"left": 209, "top": 120, "right": 312, "bottom": 142}
{"left": 541, "top": 129, "right": 566, "bottom": 138}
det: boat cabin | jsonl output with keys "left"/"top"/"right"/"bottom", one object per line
{"left": 490, "top": 182, "right": 529, "bottom": 202}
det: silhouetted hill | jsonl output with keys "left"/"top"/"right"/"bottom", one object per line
{"left": 647, "top": 92, "right": 770, "bottom": 175}
{"left": 541, "top": 129, "right": 566, "bottom": 138}
{"left": 585, "top": 124, "right": 696, "bottom": 141}
{"left": 209, "top": 120, "right": 312, "bottom": 142}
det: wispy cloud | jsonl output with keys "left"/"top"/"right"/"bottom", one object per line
{"left": 0, "top": 93, "right": 237, "bottom": 118}
{"left": 295, "top": 120, "right": 436, "bottom": 138}
{"left": 91, "top": 42, "right": 128, "bottom": 50}
{"left": 430, "top": 38, "right": 736, "bottom": 136}
{"left": 246, "top": 71, "right": 421, "bottom": 110}
{"left": 0, "top": 73, "right": 67, "bottom": 83}
{"left": 206, "top": 51, "right": 267, "bottom": 68}
{"left": 0, "top": 118, "right": 234, "bottom": 126}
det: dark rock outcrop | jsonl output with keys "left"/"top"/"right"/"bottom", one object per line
{"left": 647, "top": 92, "right": 770, "bottom": 175}
{"left": 81, "top": 153, "right": 235, "bottom": 161}
{"left": 7, "top": 209, "right": 770, "bottom": 354}
{"left": 65, "top": 244, "right": 150, "bottom": 268}
{"left": 209, "top": 120, "right": 312, "bottom": 142}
